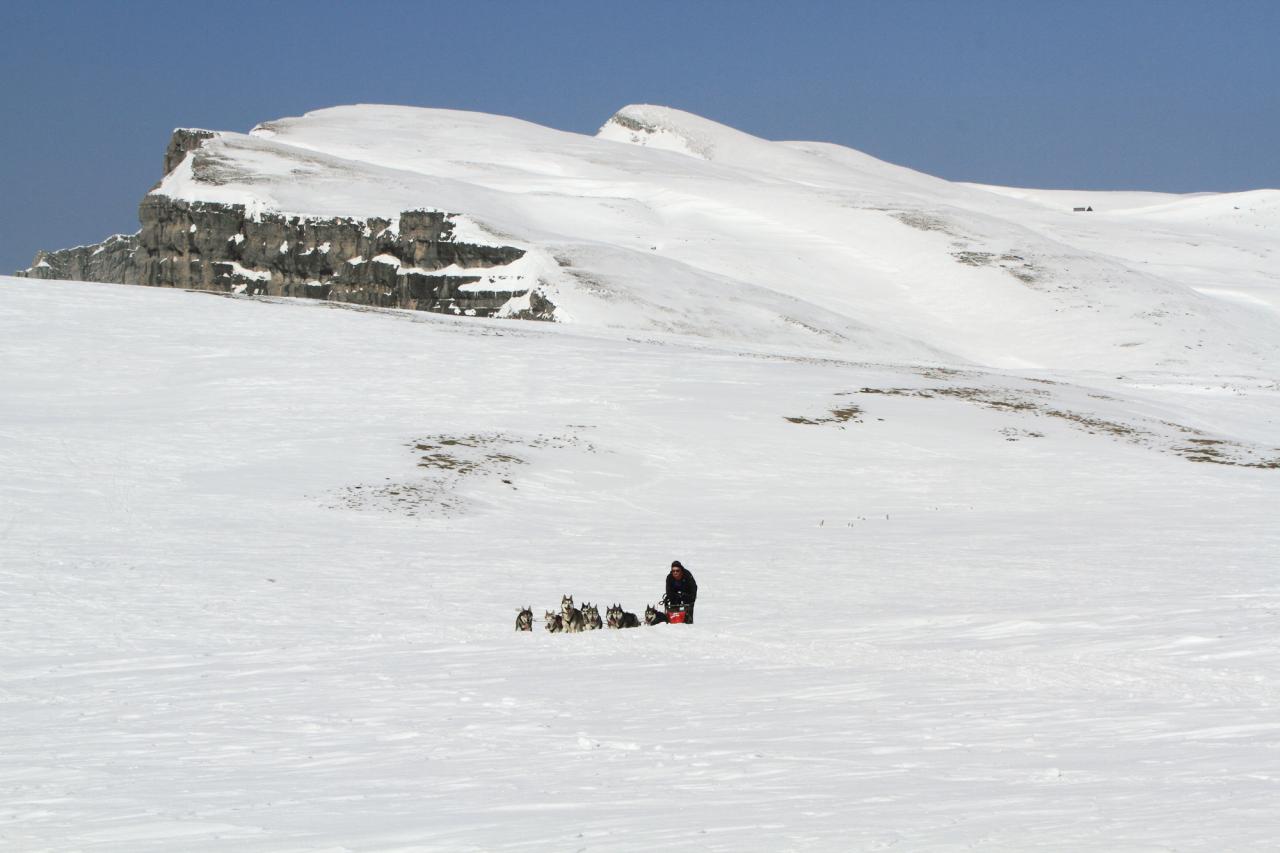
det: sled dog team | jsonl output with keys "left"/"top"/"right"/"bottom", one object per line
{"left": 517, "top": 561, "right": 698, "bottom": 631}
{"left": 515, "top": 595, "right": 671, "bottom": 632}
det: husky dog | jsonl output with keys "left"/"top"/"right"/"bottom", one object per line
{"left": 607, "top": 603, "right": 640, "bottom": 629}
{"left": 644, "top": 603, "right": 668, "bottom": 625}
{"left": 557, "top": 593, "right": 583, "bottom": 632}
{"left": 544, "top": 610, "right": 564, "bottom": 633}
{"left": 582, "top": 602, "right": 603, "bottom": 630}
{"left": 516, "top": 606, "right": 534, "bottom": 631}
{"left": 605, "top": 603, "right": 622, "bottom": 629}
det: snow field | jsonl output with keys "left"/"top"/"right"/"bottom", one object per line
{"left": 2, "top": 277, "right": 1278, "bottom": 850}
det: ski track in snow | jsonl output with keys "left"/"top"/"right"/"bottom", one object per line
{"left": 2, "top": 277, "right": 1279, "bottom": 851}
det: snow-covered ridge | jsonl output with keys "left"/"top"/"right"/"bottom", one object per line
{"left": 23, "top": 102, "right": 1280, "bottom": 375}
{"left": 596, "top": 104, "right": 737, "bottom": 160}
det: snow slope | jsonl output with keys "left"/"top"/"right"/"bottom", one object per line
{"left": 149, "top": 103, "right": 1279, "bottom": 376}
{"left": 2, "top": 275, "right": 1278, "bottom": 851}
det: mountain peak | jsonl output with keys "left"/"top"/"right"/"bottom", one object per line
{"left": 597, "top": 104, "right": 760, "bottom": 161}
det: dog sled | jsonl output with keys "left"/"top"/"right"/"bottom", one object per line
{"left": 663, "top": 602, "right": 691, "bottom": 624}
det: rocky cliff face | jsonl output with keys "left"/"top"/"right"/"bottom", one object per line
{"left": 19, "top": 131, "right": 553, "bottom": 321}
{"left": 163, "top": 129, "right": 216, "bottom": 177}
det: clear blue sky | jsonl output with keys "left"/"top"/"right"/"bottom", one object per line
{"left": 2, "top": 0, "right": 1277, "bottom": 273}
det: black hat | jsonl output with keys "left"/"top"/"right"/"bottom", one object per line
{"left": 671, "top": 560, "right": 684, "bottom": 570}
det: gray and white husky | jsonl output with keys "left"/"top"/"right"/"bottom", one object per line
{"left": 607, "top": 603, "right": 640, "bottom": 629}
{"left": 563, "top": 607, "right": 586, "bottom": 633}
{"left": 581, "top": 602, "right": 603, "bottom": 630}
{"left": 544, "top": 609, "right": 564, "bottom": 633}
{"left": 516, "top": 606, "right": 534, "bottom": 631}
{"left": 643, "top": 603, "right": 667, "bottom": 625}
{"left": 560, "top": 594, "right": 586, "bottom": 633}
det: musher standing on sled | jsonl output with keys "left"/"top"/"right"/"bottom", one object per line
{"left": 664, "top": 560, "right": 698, "bottom": 624}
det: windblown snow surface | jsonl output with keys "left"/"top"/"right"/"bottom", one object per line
{"left": 3, "top": 104, "right": 1280, "bottom": 851}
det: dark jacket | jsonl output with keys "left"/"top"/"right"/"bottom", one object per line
{"left": 665, "top": 567, "right": 698, "bottom": 606}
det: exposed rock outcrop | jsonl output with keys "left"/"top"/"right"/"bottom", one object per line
{"left": 163, "top": 129, "right": 216, "bottom": 177}
{"left": 19, "top": 130, "right": 553, "bottom": 321}
{"left": 23, "top": 233, "right": 140, "bottom": 285}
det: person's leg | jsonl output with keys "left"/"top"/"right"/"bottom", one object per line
{"left": 685, "top": 603, "right": 694, "bottom": 624}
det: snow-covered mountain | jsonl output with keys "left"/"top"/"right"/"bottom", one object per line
{"left": 20, "top": 104, "right": 1280, "bottom": 374}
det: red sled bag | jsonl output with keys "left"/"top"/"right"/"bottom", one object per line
{"left": 667, "top": 610, "right": 688, "bottom": 624}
